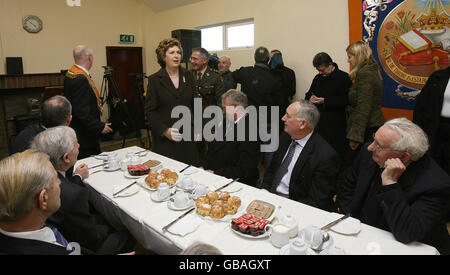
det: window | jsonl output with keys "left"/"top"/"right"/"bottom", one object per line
{"left": 198, "top": 19, "right": 254, "bottom": 51}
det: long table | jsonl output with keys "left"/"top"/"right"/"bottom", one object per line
{"left": 77, "top": 146, "right": 438, "bottom": 255}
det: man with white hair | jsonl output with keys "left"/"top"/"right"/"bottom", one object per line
{"left": 64, "top": 45, "right": 112, "bottom": 159}
{"left": 31, "top": 126, "right": 135, "bottom": 254}
{"left": 262, "top": 100, "right": 340, "bottom": 211}
{"left": 339, "top": 118, "right": 450, "bottom": 255}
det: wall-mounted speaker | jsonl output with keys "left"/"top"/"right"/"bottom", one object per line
{"left": 6, "top": 57, "right": 23, "bottom": 75}
{"left": 171, "top": 29, "right": 201, "bottom": 63}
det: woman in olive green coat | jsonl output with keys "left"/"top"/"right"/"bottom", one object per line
{"left": 345, "top": 41, "right": 385, "bottom": 157}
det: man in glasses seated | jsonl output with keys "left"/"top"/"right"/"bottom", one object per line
{"left": 338, "top": 118, "right": 450, "bottom": 255}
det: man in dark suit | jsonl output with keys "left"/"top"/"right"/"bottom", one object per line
{"left": 233, "top": 47, "right": 283, "bottom": 176}
{"left": 305, "top": 52, "right": 352, "bottom": 161}
{"left": 31, "top": 126, "right": 136, "bottom": 254}
{"left": 0, "top": 150, "right": 91, "bottom": 255}
{"left": 218, "top": 55, "right": 237, "bottom": 92}
{"left": 262, "top": 100, "right": 339, "bottom": 212}
{"left": 64, "top": 45, "right": 113, "bottom": 159}
{"left": 11, "top": 95, "right": 73, "bottom": 155}
{"left": 201, "top": 90, "right": 260, "bottom": 187}
{"left": 339, "top": 118, "right": 450, "bottom": 255}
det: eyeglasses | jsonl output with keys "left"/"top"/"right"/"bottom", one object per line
{"left": 371, "top": 133, "right": 403, "bottom": 152}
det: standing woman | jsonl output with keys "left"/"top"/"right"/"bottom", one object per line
{"left": 145, "top": 38, "right": 200, "bottom": 166}
{"left": 345, "top": 41, "right": 385, "bottom": 163}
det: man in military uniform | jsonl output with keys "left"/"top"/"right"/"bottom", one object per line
{"left": 190, "top": 47, "right": 226, "bottom": 159}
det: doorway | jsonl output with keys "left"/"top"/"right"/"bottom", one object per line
{"left": 105, "top": 46, "right": 145, "bottom": 130}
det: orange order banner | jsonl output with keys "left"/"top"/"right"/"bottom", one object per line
{"left": 347, "top": 0, "right": 413, "bottom": 121}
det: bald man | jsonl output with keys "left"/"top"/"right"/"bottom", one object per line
{"left": 218, "top": 56, "right": 237, "bottom": 92}
{"left": 64, "top": 45, "right": 112, "bottom": 159}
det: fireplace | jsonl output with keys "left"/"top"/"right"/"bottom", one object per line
{"left": 0, "top": 73, "right": 65, "bottom": 158}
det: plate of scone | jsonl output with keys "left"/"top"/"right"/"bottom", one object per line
{"left": 195, "top": 191, "right": 243, "bottom": 222}
{"left": 136, "top": 168, "right": 179, "bottom": 191}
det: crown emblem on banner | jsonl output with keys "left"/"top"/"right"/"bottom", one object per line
{"left": 416, "top": 0, "right": 449, "bottom": 33}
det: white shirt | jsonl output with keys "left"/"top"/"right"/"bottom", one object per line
{"left": 441, "top": 79, "right": 450, "bottom": 118}
{"left": 276, "top": 131, "right": 313, "bottom": 196}
{"left": 75, "top": 64, "right": 90, "bottom": 76}
{"left": 0, "top": 226, "right": 62, "bottom": 247}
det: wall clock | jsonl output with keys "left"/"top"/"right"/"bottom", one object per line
{"left": 23, "top": 15, "right": 43, "bottom": 33}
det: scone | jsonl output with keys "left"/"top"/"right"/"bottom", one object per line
{"left": 210, "top": 205, "right": 225, "bottom": 219}
{"left": 195, "top": 196, "right": 210, "bottom": 207}
{"left": 228, "top": 196, "right": 241, "bottom": 208}
{"left": 196, "top": 203, "right": 211, "bottom": 216}
{"left": 218, "top": 191, "right": 230, "bottom": 201}
{"left": 206, "top": 191, "right": 219, "bottom": 202}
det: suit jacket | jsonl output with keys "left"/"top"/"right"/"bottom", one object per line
{"left": 202, "top": 114, "right": 260, "bottom": 187}
{"left": 305, "top": 63, "right": 352, "bottom": 160}
{"left": 339, "top": 143, "right": 450, "bottom": 255}
{"left": 262, "top": 131, "right": 340, "bottom": 212}
{"left": 47, "top": 173, "right": 111, "bottom": 252}
{"left": 413, "top": 67, "right": 450, "bottom": 157}
{"left": 0, "top": 232, "right": 71, "bottom": 255}
{"left": 10, "top": 126, "right": 46, "bottom": 155}
{"left": 232, "top": 64, "right": 283, "bottom": 124}
{"left": 145, "top": 67, "right": 200, "bottom": 166}
{"left": 220, "top": 70, "right": 237, "bottom": 92}
{"left": 64, "top": 72, "right": 105, "bottom": 157}
{"left": 271, "top": 65, "right": 296, "bottom": 111}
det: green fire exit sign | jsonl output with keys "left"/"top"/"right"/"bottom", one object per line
{"left": 120, "top": 34, "right": 135, "bottom": 43}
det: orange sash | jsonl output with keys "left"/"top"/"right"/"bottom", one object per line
{"left": 66, "top": 65, "right": 103, "bottom": 114}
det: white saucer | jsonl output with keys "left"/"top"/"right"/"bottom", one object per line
{"left": 103, "top": 167, "right": 121, "bottom": 172}
{"left": 112, "top": 184, "right": 139, "bottom": 198}
{"left": 279, "top": 243, "right": 290, "bottom": 255}
{"left": 182, "top": 167, "right": 198, "bottom": 175}
{"left": 150, "top": 192, "right": 170, "bottom": 202}
{"left": 94, "top": 152, "right": 117, "bottom": 160}
{"left": 167, "top": 199, "right": 195, "bottom": 211}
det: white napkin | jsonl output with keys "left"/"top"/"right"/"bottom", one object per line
{"left": 167, "top": 214, "right": 203, "bottom": 236}
{"left": 322, "top": 213, "right": 361, "bottom": 235}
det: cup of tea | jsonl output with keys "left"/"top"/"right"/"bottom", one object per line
{"left": 265, "top": 223, "right": 290, "bottom": 248}
{"left": 192, "top": 184, "right": 208, "bottom": 198}
{"left": 181, "top": 177, "right": 195, "bottom": 190}
{"left": 157, "top": 182, "right": 170, "bottom": 200}
{"left": 107, "top": 156, "right": 120, "bottom": 170}
{"left": 173, "top": 192, "right": 190, "bottom": 208}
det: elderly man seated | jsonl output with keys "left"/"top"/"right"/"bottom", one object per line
{"left": 262, "top": 100, "right": 340, "bottom": 212}
{"left": 0, "top": 150, "right": 90, "bottom": 254}
{"left": 339, "top": 118, "right": 450, "bottom": 255}
{"left": 201, "top": 90, "right": 261, "bottom": 187}
{"left": 31, "top": 126, "right": 136, "bottom": 254}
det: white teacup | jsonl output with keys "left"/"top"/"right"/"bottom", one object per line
{"left": 289, "top": 238, "right": 308, "bottom": 255}
{"left": 157, "top": 182, "right": 170, "bottom": 200}
{"left": 192, "top": 184, "right": 208, "bottom": 198}
{"left": 181, "top": 177, "right": 195, "bottom": 190}
{"left": 299, "top": 226, "right": 324, "bottom": 249}
{"left": 130, "top": 155, "right": 141, "bottom": 165}
{"left": 121, "top": 158, "right": 131, "bottom": 171}
{"left": 173, "top": 192, "right": 190, "bottom": 208}
{"left": 106, "top": 156, "right": 120, "bottom": 170}
{"left": 265, "top": 223, "right": 290, "bottom": 248}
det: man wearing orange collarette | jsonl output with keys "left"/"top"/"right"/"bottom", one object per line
{"left": 64, "top": 45, "right": 112, "bottom": 159}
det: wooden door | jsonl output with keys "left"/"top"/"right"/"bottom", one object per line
{"left": 105, "top": 46, "right": 145, "bottom": 129}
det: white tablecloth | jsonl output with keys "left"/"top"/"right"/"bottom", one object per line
{"left": 77, "top": 146, "right": 439, "bottom": 255}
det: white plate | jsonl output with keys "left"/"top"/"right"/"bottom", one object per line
{"left": 230, "top": 224, "right": 270, "bottom": 239}
{"left": 167, "top": 199, "right": 195, "bottom": 211}
{"left": 94, "top": 152, "right": 117, "bottom": 160}
{"left": 150, "top": 192, "right": 170, "bottom": 202}
{"left": 196, "top": 203, "right": 244, "bottom": 223}
{"left": 123, "top": 171, "right": 147, "bottom": 179}
{"left": 181, "top": 167, "right": 198, "bottom": 175}
{"left": 212, "top": 181, "right": 242, "bottom": 193}
{"left": 112, "top": 184, "right": 139, "bottom": 198}
{"left": 322, "top": 213, "right": 361, "bottom": 235}
{"left": 136, "top": 175, "right": 179, "bottom": 191}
